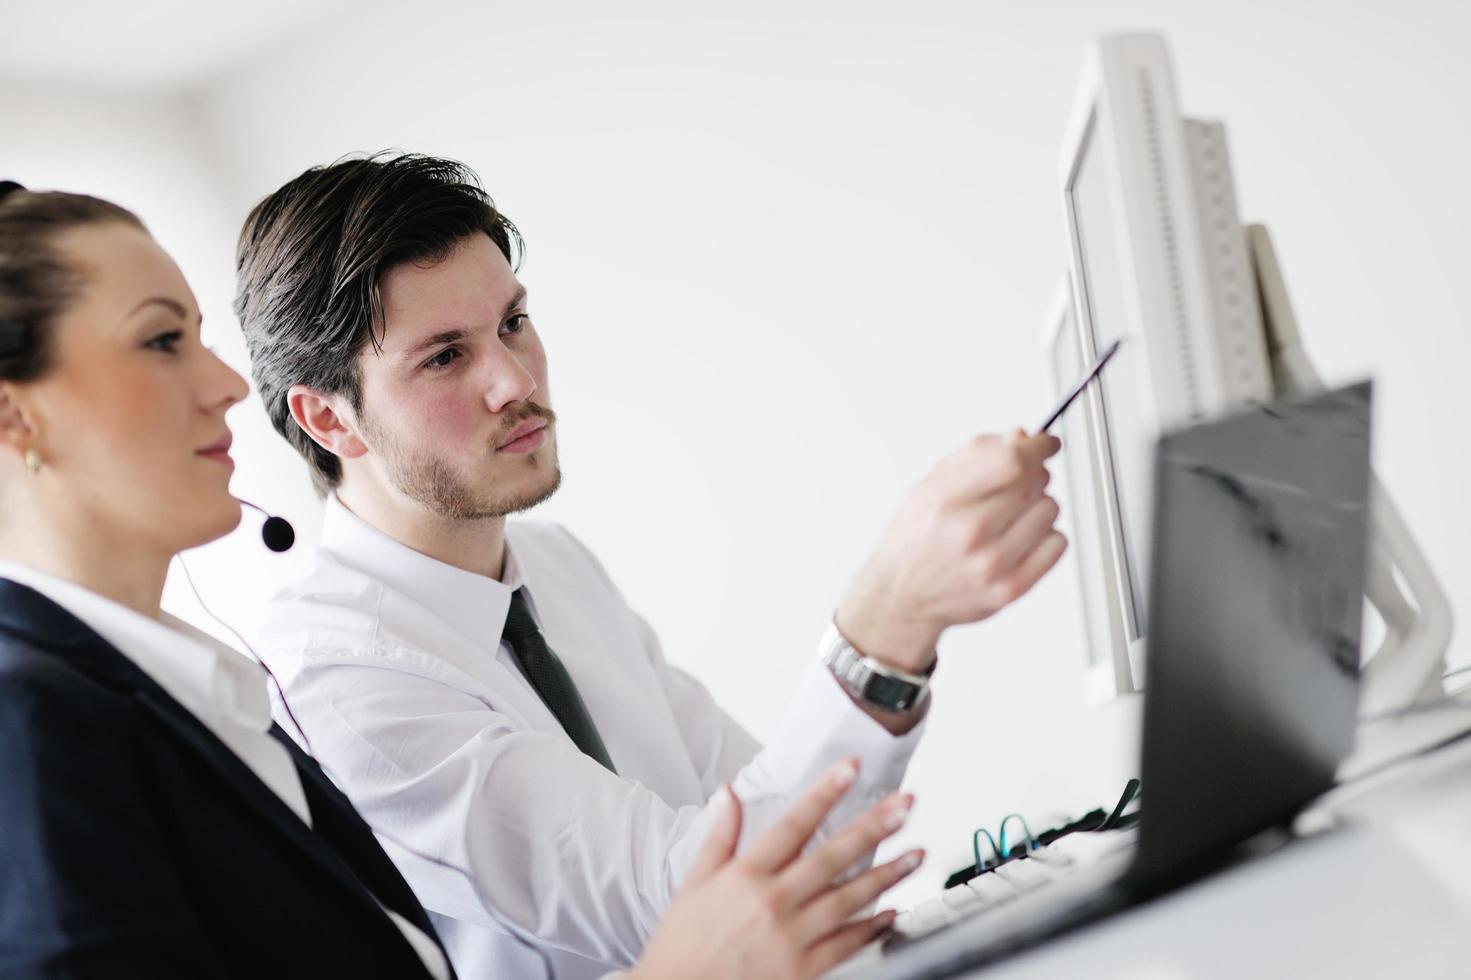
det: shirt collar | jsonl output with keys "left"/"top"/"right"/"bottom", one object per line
{"left": 0, "top": 560, "right": 273, "bottom": 733}
{"left": 319, "top": 495, "right": 533, "bottom": 649}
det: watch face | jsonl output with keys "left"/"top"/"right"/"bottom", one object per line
{"left": 863, "top": 672, "right": 917, "bottom": 711}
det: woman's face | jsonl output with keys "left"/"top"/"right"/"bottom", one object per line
{"left": 22, "top": 221, "right": 248, "bottom": 556}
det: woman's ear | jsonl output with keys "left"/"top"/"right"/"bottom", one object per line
{"left": 287, "top": 384, "right": 368, "bottom": 461}
{"left": 0, "top": 383, "right": 36, "bottom": 462}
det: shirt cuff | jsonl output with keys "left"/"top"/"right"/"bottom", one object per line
{"left": 744, "top": 655, "right": 926, "bottom": 819}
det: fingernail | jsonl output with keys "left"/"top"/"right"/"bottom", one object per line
{"left": 829, "top": 759, "right": 858, "bottom": 789}
{"left": 899, "top": 849, "right": 924, "bottom": 872}
{"left": 884, "top": 794, "right": 914, "bottom": 831}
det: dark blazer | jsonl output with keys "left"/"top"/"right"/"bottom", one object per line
{"left": 0, "top": 578, "right": 456, "bottom": 979}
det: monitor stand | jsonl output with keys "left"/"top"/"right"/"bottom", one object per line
{"left": 1247, "top": 225, "right": 1460, "bottom": 771}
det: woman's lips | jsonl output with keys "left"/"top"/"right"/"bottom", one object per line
{"left": 198, "top": 448, "right": 235, "bottom": 470}
{"left": 197, "top": 432, "right": 235, "bottom": 470}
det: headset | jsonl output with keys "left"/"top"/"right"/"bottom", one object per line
{"left": 177, "top": 499, "right": 311, "bottom": 751}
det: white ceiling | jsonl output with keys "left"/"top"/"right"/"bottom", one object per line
{"left": 0, "top": 0, "right": 355, "bottom": 94}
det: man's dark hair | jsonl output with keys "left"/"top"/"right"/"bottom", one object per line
{"left": 234, "top": 152, "right": 522, "bottom": 496}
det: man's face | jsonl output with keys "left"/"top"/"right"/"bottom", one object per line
{"left": 353, "top": 232, "right": 559, "bottom": 520}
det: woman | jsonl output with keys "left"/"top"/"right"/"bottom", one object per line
{"left": 0, "top": 182, "right": 921, "bottom": 979}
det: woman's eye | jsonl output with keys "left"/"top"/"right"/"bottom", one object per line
{"left": 425, "top": 347, "right": 461, "bottom": 370}
{"left": 145, "top": 330, "right": 184, "bottom": 353}
{"left": 501, "top": 314, "right": 529, "bottom": 336}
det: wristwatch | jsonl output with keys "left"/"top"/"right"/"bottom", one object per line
{"left": 819, "top": 623, "right": 935, "bottom": 714}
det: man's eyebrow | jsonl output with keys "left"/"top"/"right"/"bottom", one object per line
{"left": 398, "top": 289, "right": 529, "bottom": 364}
{"left": 400, "top": 328, "right": 470, "bottom": 363}
{"left": 501, "top": 285, "right": 528, "bottom": 322}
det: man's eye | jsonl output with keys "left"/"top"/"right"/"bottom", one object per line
{"left": 425, "top": 347, "right": 461, "bottom": 370}
{"left": 145, "top": 330, "right": 184, "bottom": 353}
{"left": 501, "top": 314, "right": 529, "bottom": 336}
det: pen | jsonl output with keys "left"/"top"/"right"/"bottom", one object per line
{"left": 1035, "top": 339, "right": 1122, "bottom": 435}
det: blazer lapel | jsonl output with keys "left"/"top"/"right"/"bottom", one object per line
{"left": 133, "top": 686, "right": 392, "bottom": 903}
{"left": 273, "top": 724, "right": 444, "bottom": 942}
{"left": 0, "top": 579, "right": 437, "bottom": 956}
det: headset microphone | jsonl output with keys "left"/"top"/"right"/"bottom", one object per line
{"left": 236, "top": 498, "right": 296, "bottom": 552}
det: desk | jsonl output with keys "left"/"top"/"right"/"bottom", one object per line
{"left": 948, "top": 707, "right": 1471, "bottom": 979}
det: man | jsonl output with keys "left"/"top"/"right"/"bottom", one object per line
{"left": 235, "top": 153, "right": 1065, "bottom": 979}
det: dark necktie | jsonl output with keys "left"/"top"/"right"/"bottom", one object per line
{"left": 501, "top": 589, "right": 616, "bottom": 772}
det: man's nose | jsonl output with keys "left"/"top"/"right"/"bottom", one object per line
{"left": 481, "top": 346, "right": 536, "bottom": 413}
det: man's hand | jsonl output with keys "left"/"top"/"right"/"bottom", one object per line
{"left": 629, "top": 759, "right": 921, "bottom": 980}
{"left": 836, "top": 429, "right": 1067, "bottom": 674}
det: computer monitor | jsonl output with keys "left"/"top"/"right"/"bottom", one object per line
{"left": 1050, "top": 32, "right": 1275, "bottom": 690}
{"left": 1043, "top": 276, "right": 1133, "bottom": 701}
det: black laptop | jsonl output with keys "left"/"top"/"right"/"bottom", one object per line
{"left": 869, "top": 381, "right": 1374, "bottom": 979}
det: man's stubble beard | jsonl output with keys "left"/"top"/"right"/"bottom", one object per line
{"left": 362, "top": 405, "right": 562, "bottom": 521}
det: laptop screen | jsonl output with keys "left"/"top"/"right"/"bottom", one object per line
{"left": 1132, "top": 382, "right": 1371, "bottom": 886}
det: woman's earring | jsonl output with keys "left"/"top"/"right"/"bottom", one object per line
{"left": 24, "top": 448, "right": 40, "bottom": 475}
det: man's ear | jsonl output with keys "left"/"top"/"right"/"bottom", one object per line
{"left": 0, "top": 383, "right": 37, "bottom": 462}
{"left": 287, "top": 384, "right": 369, "bottom": 461}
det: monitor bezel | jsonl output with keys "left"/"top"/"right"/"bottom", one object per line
{"left": 1056, "top": 32, "right": 1234, "bottom": 676}
{"left": 1042, "top": 274, "right": 1137, "bottom": 701}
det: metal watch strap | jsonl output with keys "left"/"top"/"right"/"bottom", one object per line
{"left": 820, "top": 623, "right": 934, "bottom": 713}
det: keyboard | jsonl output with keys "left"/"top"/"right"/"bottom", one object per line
{"left": 893, "top": 828, "right": 1139, "bottom": 941}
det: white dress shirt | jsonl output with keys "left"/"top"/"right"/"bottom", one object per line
{"left": 255, "top": 496, "right": 925, "bottom": 980}
{"left": 0, "top": 561, "right": 450, "bottom": 980}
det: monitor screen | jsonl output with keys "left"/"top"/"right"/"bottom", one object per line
{"left": 1049, "top": 300, "right": 1109, "bottom": 669}
{"left": 1067, "top": 115, "right": 1154, "bottom": 640}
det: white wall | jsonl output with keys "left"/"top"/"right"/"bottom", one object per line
{"left": 7, "top": 0, "right": 1467, "bottom": 909}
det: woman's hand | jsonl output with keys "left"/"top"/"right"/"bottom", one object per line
{"left": 630, "top": 759, "right": 922, "bottom": 980}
